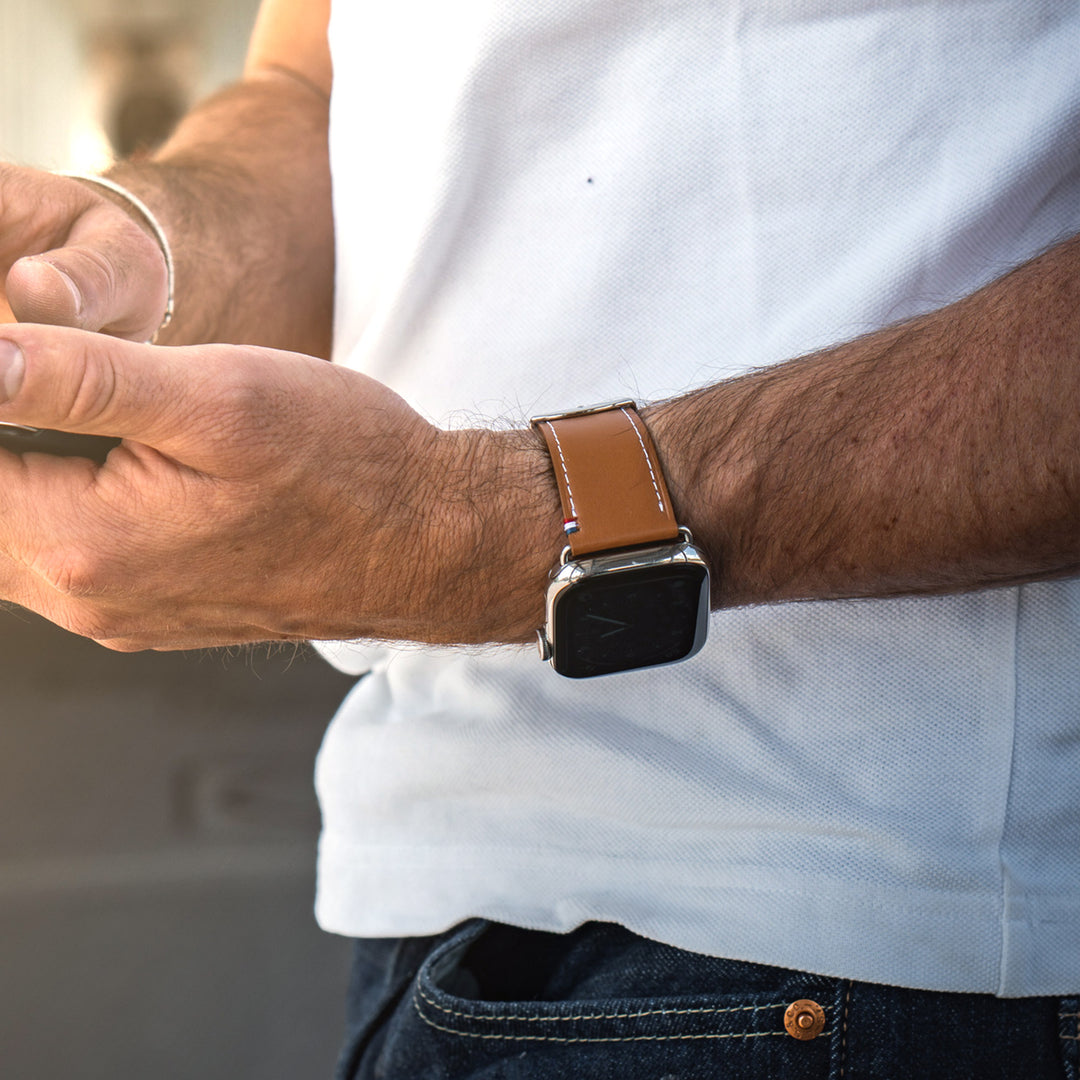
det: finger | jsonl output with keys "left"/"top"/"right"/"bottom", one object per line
{"left": 5, "top": 201, "right": 168, "bottom": 341}
{"left": 0, "top": 325, "right": 196, "bottom": 452}
{"left": 0, "top": 568, "right": 292, "bottom": 652}
{"left": 0, "top": 323, "right": 320, "bottom": 468}
{"left": 0, "top": 477, "right": 314, "bottom": 650}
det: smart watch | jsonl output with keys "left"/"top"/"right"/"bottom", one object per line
{"left": 531, "top": 401, "right": 710, "bottom": 678}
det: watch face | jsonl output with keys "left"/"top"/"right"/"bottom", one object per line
{"left": 552, "top": 562, "right": 708, "bottom": 678}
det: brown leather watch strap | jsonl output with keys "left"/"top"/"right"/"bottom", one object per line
{"left": 532, "top": 401, "right": 679, "bottom": 558}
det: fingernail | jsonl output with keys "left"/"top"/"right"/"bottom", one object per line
{"left": 50, "top": 265, "right": 84, "bottom": 319}
{"left": 36, "top": 260, "right": 83, "bottom": 319}
{"left": 0, "top": 339, "right": 26, "bottom": 401}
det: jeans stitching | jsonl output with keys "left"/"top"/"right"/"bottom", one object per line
{"left": 839, "top": 982, "right": 852, "bottom": 1078}
{"left": 415, "top": 984, "right": 791, "bottom": 1024}
{"left": 413, "top": 986, "right": 832, "bottom": 1042}
{"left": 414, "top": 1000, "right": 831, "bottom": 1043}
{"left": 1061, "top": 1002, "right": 1080, "bottom": 1080}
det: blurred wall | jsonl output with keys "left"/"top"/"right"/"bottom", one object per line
{"left": 0, "top": 0, "right": 265, "bottom": 169}
{"left": 0, "top": 0, "right": 83, "bottom": 167}
{"left": 0, "top": 616, "right": 357, "bottom": 1079}
{"left": 0, "top": 2, "right": 359, "bottom": 1077}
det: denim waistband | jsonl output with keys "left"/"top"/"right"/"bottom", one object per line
{"left": 335, "top": 920, "right": 1079, "bottom": 1080}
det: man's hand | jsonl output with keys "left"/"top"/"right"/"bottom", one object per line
{"left": 0, "top": 167, "right": 169, "bottom": 342}
{"left": 0, "top": 324, "right": 560, "bottom": 651}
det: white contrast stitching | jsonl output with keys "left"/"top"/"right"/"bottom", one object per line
{"left": 621, "top": 407, "right": 665, "bottom": 514}
{"left": 543, "top": 421, "right": 577, "bottom": 520}
{"left": 414, "top": 1007, "right": 815, "bottom": 1044}
{"left": 839, "top": 983, "right": 852, "bottom": 1078}
{"left": 416, "top": 984, "right": 788, "bottom": 1025}
{"left": 1061, "top": 1008, "right": 1080, "bottom": 1048}
{"left": 414, "top": 992, "right": 830, "bottom": 1044}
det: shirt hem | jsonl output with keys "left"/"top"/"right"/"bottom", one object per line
{"left": 313, "top": 840, "right": 1080, "bottom": 997}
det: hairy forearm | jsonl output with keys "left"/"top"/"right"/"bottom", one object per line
{"left": 0, "top": 239, "right": 1073, "bottom": 654}
{"left": 641, "top": 234, "right": 1080, "bottom": 610}
{"left": 106, "top": 69, "right": 334, "bottom": 356}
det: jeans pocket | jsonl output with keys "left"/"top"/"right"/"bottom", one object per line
{"left": 397, "top": 921, "right": 838, "bottom": 1080}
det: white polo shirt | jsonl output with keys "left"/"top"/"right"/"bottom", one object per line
{"left": 314, "top": 0, "right": 1080, "bottom": 995}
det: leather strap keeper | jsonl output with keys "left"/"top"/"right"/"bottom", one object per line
{"left": 532, "top": 401, "right": 680, "bottom": 558}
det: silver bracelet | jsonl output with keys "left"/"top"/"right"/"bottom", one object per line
{"left": 61, "top": 172, "right": 175, "bottom": 341}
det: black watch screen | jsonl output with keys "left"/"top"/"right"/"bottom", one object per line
{"left": 552, "top": 562, "right": 709, "bottom": 678}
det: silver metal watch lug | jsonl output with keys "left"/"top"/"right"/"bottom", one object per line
{"left": 530, "top": 399, "right": 637, "bottom": 425}
{"left": 550, "top": 535, "right": 705, "bottom": 586}
{"left": 536, "top": 629, "right": 553, "bottom": 662}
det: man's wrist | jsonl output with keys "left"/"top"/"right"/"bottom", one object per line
{"left": 429, "top": 425, "right": 562, "bottom": 645}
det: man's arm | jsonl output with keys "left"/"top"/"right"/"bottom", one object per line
{"left": 3, "top": 0, "right": 334, "bottom": 356}
{"left": 0, "top": 236, "right": 1074, "bottom": 652}
{"left": 643, "top": 232, "right": 1080, "bottom": 611}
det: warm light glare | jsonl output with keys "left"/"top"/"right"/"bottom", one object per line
{"left": 67, "top": 122, "right": 114, "bottom": 174}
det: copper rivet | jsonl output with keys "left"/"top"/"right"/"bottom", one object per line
{"left": 784, "top": 999, "right": 826, "bottom": 1041}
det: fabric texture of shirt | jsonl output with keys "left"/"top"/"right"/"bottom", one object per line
{"left": 315, "top": 0, "right": 1080, "bottom": 996}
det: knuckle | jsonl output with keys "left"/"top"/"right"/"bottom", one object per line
{"left": 95, "top": 637, "right": 148, "bottom": 654}
{"left": 38, "top": 546, "right": 112, "bottom": 601}
{"left": 49, "top": 589, "right": 144, "bottom": 646}
{"left": 56, "top": 604, "right": 124, "bottom": 644}
{"left": 74, "top": 350, "right": 120, "bottom": 428}
{"left": 209, "top": 368, "right": 284, "bottom": 446}
{"left": 56, "top": 593, "right": 156, "bottom": 647}
{"left": 70, "top": 245, "right": 122, "bottom": 320}
{"left": 15, "top": 326, "right": 122, "bottom": 431}
{"left": 79, "top": 208, "right": 168, "bottom": 338}
{"left": 216, "top": 375, "right": 264, "bottom": 422}
{"left": 1, "top": 165, "right": 64, "bottom": 224}
{"left": 52, "top": 337, "right": 121, "bottom": 430}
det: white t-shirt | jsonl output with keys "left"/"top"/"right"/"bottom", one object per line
{"left": 315, "top": 0, "right": 1080, "bottom": 996}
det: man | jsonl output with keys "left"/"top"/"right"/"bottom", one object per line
{"left": 0, "top": 0, "right": 1077, "bottom": 1076}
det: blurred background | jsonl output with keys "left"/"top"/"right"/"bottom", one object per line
{"left": 0, "top": 1, "right": 361, "bottom": 1076}
{"left": 1, "top": 0, "right": 260, "bottom": 170}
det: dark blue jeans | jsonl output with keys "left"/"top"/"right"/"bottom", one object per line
{"left": 334, "top": 920, "right": 1080, "bottom": 1079}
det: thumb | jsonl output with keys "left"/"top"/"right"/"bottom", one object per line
{"left": 0, "top": 324, "right": 197, "bottom": 453}
{"left": 6, "top": 201, "right": 169, "bottom": 342}
{"left": 0, "top": 323, "right": 317, "bottom": 474}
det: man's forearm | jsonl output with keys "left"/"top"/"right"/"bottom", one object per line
{"left": 107, "top": 70, "right": 334, "bottom": 356}
{"left": 0, "top": 238, "right": 1073, "bottom": 653}
{"left": 639, "top": 234, "right": 1080, "bottom": 611}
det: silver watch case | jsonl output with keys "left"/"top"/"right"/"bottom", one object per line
{"left": 537, "top": 529, "right": 710, "bottom": 678}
